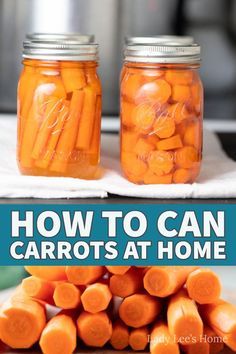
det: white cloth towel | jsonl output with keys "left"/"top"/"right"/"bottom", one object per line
{"left": 0, "top": 116, "right": 236, "bottom": 199}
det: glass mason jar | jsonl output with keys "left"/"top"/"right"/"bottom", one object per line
{"left": 120, "top": 37, "right": 203, "bottom": 184}
{"left": 17, "top": 33, "right": 101, "bottom": 179}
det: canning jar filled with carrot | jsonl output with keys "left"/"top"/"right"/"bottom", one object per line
{"left": 17, "top": 33, "right": 101, "bottom": 179}
{"left": 120, "top": 37, "right": 203, "bottom": 184}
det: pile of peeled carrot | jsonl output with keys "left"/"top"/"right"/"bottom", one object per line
{"left": 120, "top": 64, "right": 203, "bottom": 184}
{"left": 18, "top": 60, "right": 101, "bottom": 179}
{"left": 0, "top": 265, "right": 235, "bottom": 354}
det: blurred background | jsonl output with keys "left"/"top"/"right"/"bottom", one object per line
{"left": 0, "top": 0, "right": 236, "bottom": 121}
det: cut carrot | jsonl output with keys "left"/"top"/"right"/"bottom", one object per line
{"left": 175, "top": 146, "right": 199, "bottom": 169}
{"left": 143, "top": 170, "right": 172, "bottom": 184}
{"left": 77, "top": 311, "right": 112, "bottom": 347}
{"left": 110, "top": 320, "right": 129, "bottom": 350}
{"left": 184, "top": 120, "right": 201, "bottom": 149}
{"left": 186, "top": 268, "right": 221, "bottom": 305}
{"left": 166, "top": 70, "right": 193, "bottom": 85}
{"left": 167, "top": 289, "right": 203, "bottom": 344}
{"left": 144, "top": 266, "right": 198, "bottom": 297}
{"left": 25, "top": 266, "right": 66, "bottom": 281}
{"left": 157, "top": 134, "right": 183, "bottom": 151}
{"left": 81, "top": 283, "right": 112, "bottom": 313}
{"left": 109, "top": 267, "right": 143, "bottom": 298}
{"left": 173, "top": 168, "right": 191, "bottom": 183}
{"left": 106, "top": 266, "right": 131, "bottom": 275}
{"left": 172, "top": 85, "right": 190, "bottom": 102}
{"left": 147, "top": 134, "right": 160, "bottom": 145}
{"left": 0, "top": 297, "right": 46, "bottom": 348}
{"left": 141, "top": 79, "right": 171, "bottom": 104}
{"left": 122, "top": 130, "right": 139, "bottom": 153}
{"left": 76, "top": 86, "right": 97, "bottom": 150}
{"left": 129, "top": 326, "right": 149, "bottom": 351}
{"left": 150, "top": 322, "right": 180, "bottom": 354}
{"left": 132, "top": 103, "right": 156, "bottom": 133}
{"left": 119, "top": 294, "right": 161, "bottom": 328}
{"left": 89, "top": 95, "right": 102, "bottom": 157}
{"left": 191, "top": 81, "right": 203, "bottom": 113}
{"left": 148, "top": 151, "right": 174, "bottom": 175}
{"left": 35, "top": 100, "right": 70, "bottom": 169}
{"left": 134, "top": 137, "right": 155, "bottom": 157}
{"left": 201, "top": 300, "right": 236, "bottom": 351}
{"left": 61, "top": 66, "right": 86, "bottom": 93}
{"left": 121, "top": 73, "right": 142, "bottom": 101}
{"left": 32, "top": 96, "right": 62, "bottom": 159}
{"left": 153, "top": 115, "right": 176, "bottom": 139}
{"left": 21, "top": 276, "right": 55, "bottom": 302}
{"left": 39, "top": 314, "right": 77, "bottom": 354}
{"left": 181, "top": 341, "right": 209, "bottom": 354}
{"left": 121, "top": 100, "right": 136, "bottom": 127}
{"left": 53, "top": 282, "right": 81, "bottom": 309}
{"left": 168, "top": 102, "right": 191, "bottom": 124}
{"left": 66, "top": 266, "right": 104, "bottom": 285}
{"left": 204, "top": 326, "right": 224, "bottom": 354}
{"left": 50, "top": 90, "right": 84, "bottom": 173}
{"left": 121, "top": 152, "right": 148, "bottom": 178}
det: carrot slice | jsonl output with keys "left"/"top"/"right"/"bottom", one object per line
{"left": 129, "top": 326, "right": 149, "bottom": 351}
{"left": 168, "top": 102, "right": 191, "bottom": 124}
{"left": 157, "top": 134, "right": 183, "bottom": 151}
{"left": 109, "top": 267, "right": 143, "bottom": 298}
{"left": 186, "top": 268, "right": 221, "bottom": 305}
{"left": 53, "top": 282, "right": 81, "bottom": 309}
{"left": 77, "top": 311, "right": 112, "bottom": 347}
{"left": 173, "top": 168, "right": 191, "bottom": 183}
{"left": 81, "top": 283, "right": 112, "bottom": 313}
{"left": 106, "top": 266, "right": 131, "bottom": 275}
{"left": 61, "top": 66, "right": 86, "bottom": 93}
{"left": 201, "top": 300, "right": 236, "bottom": 351}
{"left": 143, "top": 170, "right": 172, "bottom": 184}
{"left": 121, "top": 73, "right": 142, "bottom": 101}
{"left": 148, "top": 150, "right": 174, "bottom": 175}
{"left": 150, "top": 322, "right": 180, "bottom": 354}
{"left": 39, "top": 314, "right": 77, "bottom": 354}
{"left": 121, "top": 100, "right": 136, "bottom": 127}
{"left": 50, "top": 90, "right": 84, "bottom": 173}
{"left": 121, "top": 152, "right": 148, "bottom": 178}
{"left": 25, "top": 266, "right": 66, "bottom": 281}
{"left": 132, "top": 103, "right": 156, "bottom": 133}
{"left": 141, "top": 79, "right": 171, "bottom": 104}
{"left": 167, "top": 289, "right": 203, "bottom": 344}
{"left": 66, "top": 266, "right": 104, "bottom": 285}
{"left": 21, "top": 276, "right": 55, "bottom": 302}
{"left": 119, "top": 294, "right": 161, "bottom": 328}
{"left": 76, "top": 86, "right": 97, "bottom": 150}
{"left": 153, "top": 115, "right": 176, "bottom": 139}
{"left": 32, "top": 96, "right": 62, "bottom": 159}
{"left": 144, "top": 266, "right": 198, "bottom": 297}
{"left": 0, "top": 297, "right": 46, "bottom": 348}
{"left": 166, "top": 70, "right": 193, "bottom": 85}
{"left": 121, "top": 130, "right": 139, "bottom": 153}
{"left": 184, "top": 120, "right": 201, "bottom": 149}
{"left": 134, "top": 137, "right": 155, "bottom": 158}
{"left": 175, "top": 146, "right": 199, "bottom": 169}
{"left": 110, "top": 320, "right": 129, "bottom": 350}
{"left": 172, "top": 85, "right": 190, "bottom": 102}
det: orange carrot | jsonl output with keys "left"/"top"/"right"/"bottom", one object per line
{"left": 157, "top": 134, "right": 183, "bottom": 151}
{"left": 21, "top": 276, "right": 55, "bottom": 302}
{"left": 61, "top": 66, "right": 86, "bottom": 93}
{"left": 66, "top": 266, "right": 104, "bottom": 285}
{"left": 144, "top": 266, "right": 198, "bottom": 297}
{"left": 106, "top": 266, "right": 131, "bottom": 275}
{"left": 110, "top": 320, "right": 129, "bottom": 350}
{"left": 39, "top": 314, "right": 77, "bottom": 354}
{"left": 81, "top": 283, "right": 112, "bottom": 313}
{"left": 173, "top": 168, "right": 191, "bottom": 184}
{"left": 167, "top": 289, "right": 203, "bottom": 344}
{"left": 53, "top": 282, "right": 81, "bottom": 309}
{"left": 77, "top": 311, "right": 112, "bottom": 347}
{"left": 204, "top": 326, "right": 224, "bottom": 354}
{"left": 201, "top": 300, "right": 236, "bottom": 351}
{"left": 89, "top": 95, "right": 102, "bottom": 157}
{"left": 76, "top": 86, "right": 97, "bottom": 150}
{"left": 175, "top": 146, "right": 199, "bottom": 169}
{"left": 150, "top": 322, "right": 180, "bottom": 354}
{"left": 153, "top": 115, "right": 175, "bottom": 139}
{"left": 25, "top": 266, "right": 66, "bottom": 281}
{"left": 172, "top": 85, "right": 190, "bottom": 102}
{"left": 109, "top": 267, "right": 143, "bottom": 298}
{"left": 119, "top": 294, "right": 161, "bottom": 328}
{"left": 50, "top": 90, "right": 84, "bottom": 173}
{"left": 186, "top": 268, "right": 221, "bottom": 304}
{"left": 129, "top": 326, "right": 149, "bottom": 351}
{"left": 181, "top": 340, "right": 209, "bottom": 354}
{"left": 0, "top": 296, "right": 46, "bottom": 348}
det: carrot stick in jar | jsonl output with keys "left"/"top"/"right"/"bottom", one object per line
{"left": 90, "top": 95, "right": 102, "bottom": 158}
{"left": 61, "top": 64, "right": 86, "bottom": 93}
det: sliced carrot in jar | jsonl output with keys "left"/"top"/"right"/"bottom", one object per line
{"left": 132, "top": 103, "right": 156, "bottom": 133}
{"left": 121, "top": 74, "right": 142, "bottom": 101}
{"left": 121, "top": 100, "right": 135, "bottom": 127}
{"left": 175, "top": 146, "right": 199, "bottom": 169}
{"left": 143, "top": 170, "right": 172, "bottom": 184}
{"left": 191, "top": 82, "right": 203, "bottom": 113}
{"left": 134, "top": 138, "right": 155, "bottom": 159}
{"left": 166, "top": 70, "right": 193, "bottom": 85}
{"left": 140, "top": 79, "right": 171, "bottom": 104}
{"left": 121, "top": 130, "right": 139, "bottom": 152}
{"left": 122, "top": 152, "right": 148, "bottom": 177}
{"left": 184, "top": 120, "right": 201, "bottom": 149}
{"left": 168, "top": 102, "right": 191, "bottom": 124}
{"left": 173, "top": 168, "right": 191, "bottom": 183}
{"left": 146, "top": 134, "right": 159, "bottom": 145}
{"left": 153, "top": 115, "right": 175, "bottom": 139}
{"left": 172, "top": 85, "right": 190, "bottom": 102}
{"left": 148, "top": 150, "right": 174, "bottom": 175}
{"left": 157, "top": 134, "right": 183, "bottom": 151}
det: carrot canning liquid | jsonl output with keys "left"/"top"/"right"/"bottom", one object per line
{"left": 120, "top": 61, "right": 203, "bottom": 184}
{"left": 17, "top": 59, "right": 101, "bottom": 179}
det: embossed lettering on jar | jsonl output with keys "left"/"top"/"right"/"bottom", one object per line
{"left": 120, "top": 37, "right": 203, "bottom": 184}
{"left": 17, "top": 33, "right": 101, "bottom": 179}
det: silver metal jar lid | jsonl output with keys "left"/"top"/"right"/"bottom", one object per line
{"left": 23, "top": 33, "right": 98, "bottom": 61}
{"left": 125, "top": 35, "right": 194, "bottom": 46}
{"left": 124, "top": 36, "right": 200, "bottom": 64}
